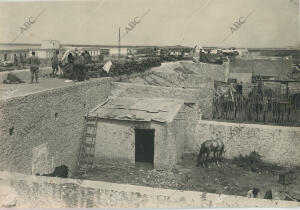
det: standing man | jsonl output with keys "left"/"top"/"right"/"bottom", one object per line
{"left": 247, "top": 188, "right": 261, "bottom": 198}
{"left": 28, "top": 51, "right": 40, "bottom": 84}
{"left": 51, "top": 50, "right": 59, "bottom": 77}
{"left": 13, "top": 54, "right": 18, "bottom": 67}
{"left": 84, "top": 50, "right": 92, "bottom": 64}
{"left": 73, "top": 51, "right": 85, "bottom": 81}
{"left": 19, "top": 54, "right": 24, "bottom": 68}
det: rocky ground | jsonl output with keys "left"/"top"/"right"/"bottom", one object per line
{"left": 73, "top": 153, "right": 300, "bottom": 200}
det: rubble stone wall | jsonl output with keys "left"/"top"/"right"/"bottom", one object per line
{"left": 185, "top": 120, "right": 300, "bottom": 167}
{"left": 180, "top": 61, "right": 228, "bottom": 82}
{"left": 0, "top": 171, "right": 298, "bottom": 208}
{"left": 0, "top": 78, "right": 111, "bottom": 174}
{"left": 112, "top": 82, "right": 213, "bottom": 119}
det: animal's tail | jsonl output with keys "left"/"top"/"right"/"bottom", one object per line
{"left": 36, "top": 172, "right": 55, "bottom": 177}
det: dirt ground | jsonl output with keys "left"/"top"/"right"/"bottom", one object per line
{"left": 73, "top": 153, "right": 300, "bottom": 199}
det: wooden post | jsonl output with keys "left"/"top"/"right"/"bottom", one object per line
{"left": 118, "top": 27, "right": 121, "bottom": 58}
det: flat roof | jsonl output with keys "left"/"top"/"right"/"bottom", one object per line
{"left": 0, "top": 76, "right": 108, "bottom": 100}
{"left": 90, "top": 97, "right": 184, "bottom": 123}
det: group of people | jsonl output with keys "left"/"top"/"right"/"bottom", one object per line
{"left": 60, "top": 49, "right": 92, "bottom": 81}
{"left": 199, "top": 49, "right": 225, "bottom": 64}
{"left": 13, "top": 53, "right": 26, "bottom": 68}
{"left": 22, "top": 48, "right": 92, "bottom": 84}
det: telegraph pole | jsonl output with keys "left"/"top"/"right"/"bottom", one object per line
{"left": 118, "top": 27, "right": 121, "bottom": 58}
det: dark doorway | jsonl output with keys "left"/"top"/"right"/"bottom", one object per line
{"left": 135, "top": 129, "right": 154, "bottom": 164}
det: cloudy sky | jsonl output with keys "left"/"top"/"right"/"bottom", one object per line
{"left": 0, "top": 0, "right": 299, "bottom": 47}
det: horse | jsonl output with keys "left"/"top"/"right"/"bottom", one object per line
{"left": 196, "top": 139, "right": 225, "bottom": 168}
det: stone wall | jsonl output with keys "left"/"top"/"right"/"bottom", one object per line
{"left": 229, "top": 57, "right": 293, "bottom": 77}
{"left": 0, "top": 78, "right": 111, "bottom": 174}
{"left": 185, "top": 120, "right": 300, "bottom": 167}
{"left": 0, "top": 171, "right": 298, "bottom": 208}
{"left": 112, "top": 82, "right": 213, "bottom": 119}
{"left": 180, "top": 61, "right": 228, "bottom": 82}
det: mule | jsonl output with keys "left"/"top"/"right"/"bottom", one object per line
{"left": 196, "top": 139, "right": 225, "bottom": 168}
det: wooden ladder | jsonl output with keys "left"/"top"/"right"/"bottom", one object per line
{"left": 76, "top": 114, "right": 98, "bottom": 175}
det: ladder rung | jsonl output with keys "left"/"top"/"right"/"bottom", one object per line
{"left": 84, "top": 142, "right": 93, "bottom": 147}
{"left": 80, "top": 164, "right": 91, "bottom": 170}
{"left": 80, "top": 153, "right": 94, "bottom": 161}
{"left": 86, "top": 117, "right": 97, "bottom": 121}
{"left": 86, "top": 133, "right": 96, "bottom": 138}
{"left": 81, "top": 152, "right": 94, "bottom": 158}
{"left": 84, "top": 140, "right": 94, "bottom": 146}
{"left": 86, "top": 123, "right": 95, "bottom": 128}
{"left": 87, "top": 152, "right": 94, "bottom": 157}
{"left": 80, "top": 163, "right": 88, "bottom": 167}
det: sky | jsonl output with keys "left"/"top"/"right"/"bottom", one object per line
{"left": 0, "top": 0, "right": 299, "bottom": 48}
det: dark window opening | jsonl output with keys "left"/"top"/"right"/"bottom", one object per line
{"left": 9, "top": 127, "right": 14, "bottom": 136}
{"left": 83, "top": 103, "right": 86, "bottom": 108}
{"left": 135, "top": 129, "right": 154, "bottom": 164}
{"left": 54, "top": 113, "right": 58, "bottom": 120}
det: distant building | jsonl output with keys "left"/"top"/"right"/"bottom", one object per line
{"left": 0, "top": 43, "right": 40, "bottom": 62}
{"left": 37, "top": 40, "right": 61, "bottom": 59}
{"left": 0, "top": 40, "right": 62, "bottom": 62}
{"left": 40, "top": 40, "right": 61, "bottom": 49}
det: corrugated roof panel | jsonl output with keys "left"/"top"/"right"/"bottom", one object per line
{"left": 91, "top": 97, "right": 184, "bottom": 123}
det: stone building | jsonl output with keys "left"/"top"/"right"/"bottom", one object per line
{"left": 89, "top": 96, "right": 186, "bottom": 170}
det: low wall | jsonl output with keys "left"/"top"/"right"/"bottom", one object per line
{"left": 180, "top": 61, "right": 228, "bottom": 82}
{"left": 0, "top": 171, "right": 298, "bottom": 208}
{"left": 229, "top": 57, "right": 293, "bottom": 77}
{"left": 0, "top": 67, "right": 52, "bottom": 83}
{"left": 185, "top": 120, "right": 300, "bottom": 167}
{"left": 112, "top": 82, "right": 213, "bottom": 119}
{"left": 0, "top": 78, "right": 111, "bottom": 174}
